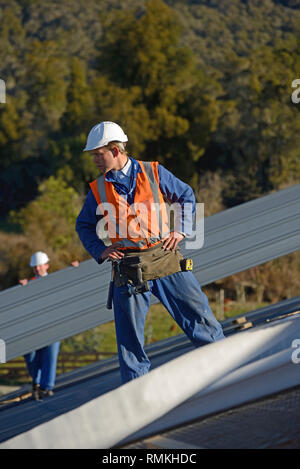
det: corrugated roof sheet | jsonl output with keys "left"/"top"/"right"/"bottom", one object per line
{"left": 122, "top": 386, "right": 300, "bottom": 449}
{"left": 1, "top": 314, "right": 299, "bottom": 448}
{"left": 1, "top": 183, "right": 299, "bottom": 360}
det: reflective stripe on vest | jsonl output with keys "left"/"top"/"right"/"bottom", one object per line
{"left": 89, "top": 160, "right": 169, "bottom": 250}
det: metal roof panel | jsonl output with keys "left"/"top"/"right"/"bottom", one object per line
{"left": 0, "top": 184, "right": 299, "bottom": 361}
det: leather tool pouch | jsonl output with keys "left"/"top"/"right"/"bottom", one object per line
{"left": 113, "top": 242, "right": 184, "bottom": 287}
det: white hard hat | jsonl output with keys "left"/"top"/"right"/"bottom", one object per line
{"left": 30, "top": 251, "right": 50, "bottom": 267}
{"left": 83, "top": 121, "right": 128, "bottom": 152}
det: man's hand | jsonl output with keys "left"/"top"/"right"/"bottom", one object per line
{"left": 101, "top": 242, "right": 125, "bottom": 261}
{"left": 162, "top": 231, "right": 184, "bottom": 251}
{"left": 19, "top": 279, "right": 28, "bottom": 286}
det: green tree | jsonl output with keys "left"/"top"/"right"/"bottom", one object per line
{"left": 61, "top": 57, "right": 93, "bottom": 132}
{"left": 49, "top": 57, "right": 95, "bottom": 191}
{"left": 1, "top": 0, "right": 300, "bottom": 219}
{"left": 208, "top": 36, "right": 300, "bottom": 204}
{"left": 97, "top": 0, "right": 221, "bottom": 181}
{"left": 25, "top": 39, "right": 69, "bottom": 132}
{"left": 10, "top": 176, "right": 87, "bottom": 270}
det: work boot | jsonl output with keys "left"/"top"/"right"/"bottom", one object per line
{"left": 32, "top": 383, "right": 40, "bottom": 401}
{"left": 38, "top": 388, "right": 54, "bottom": 400}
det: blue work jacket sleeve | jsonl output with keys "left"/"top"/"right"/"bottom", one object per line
{"left": 157, "top": 164, "right": 196, "bottom": 237}
{"left": 75, "top": 190, "right": 106, "bottom": 263}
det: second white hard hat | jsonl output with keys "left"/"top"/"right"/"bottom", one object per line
{"left": 83, "top": 121, "right": 128, "bottom": 152}
{"left": 30, "top": 251, "right": 50, "bottom": 267}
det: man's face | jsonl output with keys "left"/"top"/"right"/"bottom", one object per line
{"left": 91, "top": 146, "right": 116, "bottom": 173}
{"left": 33, "top": 263, "right": 49, "bottom": 277}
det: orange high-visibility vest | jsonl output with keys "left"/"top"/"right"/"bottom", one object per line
{"left": 89, "top": 160, "right": 170, "bottom": 250}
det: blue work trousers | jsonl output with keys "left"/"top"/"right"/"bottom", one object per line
{"left": 24, "top": 341, "right": 60, "bottom": 390}
{"left": 113, "top": 271, "right": 224, "bottom": 383}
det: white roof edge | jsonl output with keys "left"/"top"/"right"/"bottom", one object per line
{"left": 2, "top": 315, "right": 299, "bottom": 449}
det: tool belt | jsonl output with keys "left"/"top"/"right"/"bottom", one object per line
{"left": 112, "top": 242, "right": 193, "bottom": 294}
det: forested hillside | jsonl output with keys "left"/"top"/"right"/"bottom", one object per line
{"left": 0, "top": 0, "right": 299, "bottom": 288}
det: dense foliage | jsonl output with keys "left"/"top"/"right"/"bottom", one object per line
{"left": 0, "top": 0, "right": 299, "bottom": 287}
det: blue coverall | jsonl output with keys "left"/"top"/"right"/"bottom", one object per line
{"left": 76, "top": 157, "right": 224, "bottom": 383}
{"left": 23, "top": 276, "right": 60, "bottom": 391}
{"left": 24, "top": 342, "right": 60, "bottom": 391}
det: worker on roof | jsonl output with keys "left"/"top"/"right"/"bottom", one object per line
{"left": 20, "top": 251, "right": 60, "bottom": 400}
{"left": 76, "top": 121, "right": 224, "bottom": 383}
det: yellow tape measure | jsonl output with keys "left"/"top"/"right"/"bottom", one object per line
{"left": 180, "top": 258, "right": 193, "bottom": 271}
